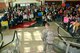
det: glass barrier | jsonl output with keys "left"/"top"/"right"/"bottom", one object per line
{"left": 57, "top": 26, "right": 79, "bottom": 42}
{"left": 52, "top": 36, "right": 67, "bottom": 53}
{"left": 0, "top": 31, "right": 20, "bottom": 53}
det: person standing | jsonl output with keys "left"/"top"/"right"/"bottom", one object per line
{"left": 42, "top": 22, "right": 56, "bottom": 53}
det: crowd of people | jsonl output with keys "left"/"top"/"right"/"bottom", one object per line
{"left": 50, "top": 4, "right": 80, "bottom": 36}
{"left": 37, "top": 3, "right": 80, "bottom": 36}
{"left": 0, "top": 3, "right": 80, "bottom": 35}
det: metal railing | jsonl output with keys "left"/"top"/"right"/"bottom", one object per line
{"left": 0, "top": 31, "right": 4, "bottom": 49}
{"left": 57, "top": 26, "right": 80, "bottom": 53}
{"left": 0, "top": 30, "right": 20, "bottom": 53}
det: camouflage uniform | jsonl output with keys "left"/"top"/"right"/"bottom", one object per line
{"left": 42, "top": 28, "right": 56, "bottom": 53}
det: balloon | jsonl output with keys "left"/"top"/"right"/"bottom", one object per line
{"left": 61, "top": 3, "right": 66, "bottom": 7}
{"left": 66, "top": 3, "right": 70, "bottom": 7}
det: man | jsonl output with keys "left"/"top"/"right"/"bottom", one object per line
{"left": 42, "top": 22, "right": 56, "bottom": 53}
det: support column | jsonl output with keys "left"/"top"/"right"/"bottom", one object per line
{"left": 41, "top": 0, "right": 45, "bottom": 5}
{"left": 4, "top": 0, "right": 9, "bottom": 8}
{"left": 36, "top": 0, "right": 45, "bottom": 5}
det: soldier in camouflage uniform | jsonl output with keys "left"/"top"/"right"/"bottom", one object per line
{"left": 42, "top": 22, "right": 56, "bottom": 53}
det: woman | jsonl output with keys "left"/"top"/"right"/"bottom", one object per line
{"left": 63, "top": 14, "right": 69, "bottom": 29}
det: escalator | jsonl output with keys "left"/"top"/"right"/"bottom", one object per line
{"left": 57, "top": 26, "right": 80, "bottom": 53}
{"left": 0, "top": 31, "right": 20, "bottom": 53}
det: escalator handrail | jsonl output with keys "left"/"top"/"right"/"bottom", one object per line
{"left": 69, "top": 41, "right": 80, "bottom": 48}
{"left": 57, "top": 26, "right": 80, "bottom": 39}
{"left": 57, "top": 26, "right": 80, "bottom": 48}
{"left": 0, "top": 31, "right": 3, "bottom": 41}
{"left": 58, "top": 35, "right": 80, "bottom": 39}
{"left": 0, "top": 30, "right": 19, "bottom": 49}
{"left": 57, "top": 26, "right": 67, "bottom": 45}
{"left": 0, "top": 31, "right": 4, "bottom": 49}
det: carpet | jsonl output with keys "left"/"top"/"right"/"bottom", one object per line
{"left": 10, "top": 21, "right": 36, "bottom": 29}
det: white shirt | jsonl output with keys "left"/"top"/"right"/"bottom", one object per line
{"left": 23, "top": 14, "right": 28, "bottom": 19}
{"left": 30, "top": 14, "right": 34, "bottom": 18}
{"left": 47, "top": 15, "right": 51, "bottom": 20}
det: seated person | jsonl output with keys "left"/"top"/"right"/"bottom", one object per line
{"left": 72, "top": 20, "right": 80, "bottom": 33}
{"left": 77, "top": 26, "right": 80, "bottom": 35}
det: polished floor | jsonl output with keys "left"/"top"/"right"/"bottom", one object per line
{"left": 1, "top": 22, "right": 72, "bottom": 53}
